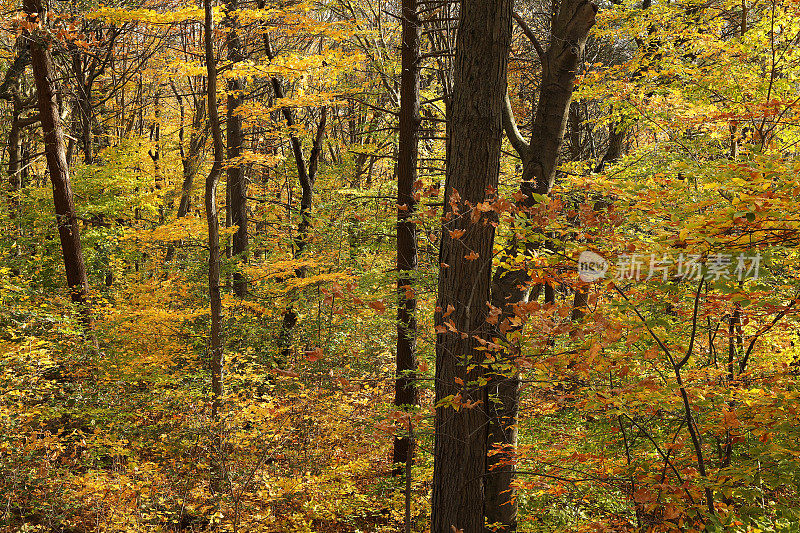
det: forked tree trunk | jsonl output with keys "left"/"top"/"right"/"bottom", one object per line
{"left": 393, "top": 0, "right": 421, "bottom": 476}
{"left": 486, "top": 3, "right": 597, "bottom": 531}
{"left": 165, "top": 80, "right": 207, "bottom": 264}
{"left": 24, "top": 0, "right": 93, "bottom": 329}
{"left": 179, "top": 83, "right": 207, "bottom": 220}
{"left": 265, "top": 28, "right": 327, "bottom": 362}
{"left": 431, "top": 1, "right": 512, "bottom": 532}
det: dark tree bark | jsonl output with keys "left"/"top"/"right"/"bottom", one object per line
{"left": 431, "top": 1, "right": 512, "bottom": 532}
{"left": 226, "top": 0, "right": 248, "bottom": 298}
{"left": 24, "top": 0, "right": 93, "bottom": 328}
{"left": 7, "top": 98, "right": 22, "bottom": 211}
{"left": 165, "top": 79, "right": 207, "bottom": 263}
{"left": 594, "top": 119, "right": 626, "bottom": 173}
{"left": 276, "top": 106, "right": 327, "bottom": 360}
{"left": 486, "top": 3, "right": 597, "bottom": 531}
{"left": 178, "top": 81, "right": 207, "bottom": 219}
{"left": 570, "top": 119, "right": 627, "bottom": 319}
{"left": 149, "top": 89, "right": 163, "bottom": 192}
{"left": 203, "top": 0, "right": 225, "bottom": 424}
{"left": 1, "top": 40, "right": 38, "bottom": 222}
{"left": 68, "top": 40, "right": 93, "bottom": 164}
{"left": 67, "top": 24, "right": 119, "bottom": 165}
{"left": 393, "top": 0, "right": 421, "bottom": 476}
{"left": 264, "top": 31, "right": 327, "bottom": 361}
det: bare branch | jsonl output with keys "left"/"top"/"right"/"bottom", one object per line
{"left": 513, "top": 11, "right": 546, "bottom": 67}
{"left": 502, "top": 92, "right": 530, "bottom": 158}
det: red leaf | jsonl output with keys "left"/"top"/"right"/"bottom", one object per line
{"left": 304, "top": 347, "right": 323, "bottom": 362}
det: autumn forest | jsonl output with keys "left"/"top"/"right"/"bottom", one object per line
{"left": 1, "top": 0, "right": 800, "bottom": 531}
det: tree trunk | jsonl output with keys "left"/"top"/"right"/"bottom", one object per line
{"left": 265, "top": 30, "right": 328, "bottom": 361}
{"left": 393, "top": 0, "right": 421, "bottom": 476}
{"left": 594, "top": 119, "right": 626, "bottom": 173}
{"left": 69, "top": 42, "right": 94, "bottom": 165}
{"left": 25, "top": 0, "right": 93, "bottom": 328}
{"left": 166, "top": 81, "right": 206, "bottom": 263}
{"left": 227, "top": 0, "right": 248, "bottom": 298}
{"left": 7, "top": 98, "right": 21, "bottom": 215}
{"left": 180, "top": 86, "right": 207, "bottom": 219}
{"left": 486, "top": 3, "right": 597, "bottom": 530}
{"left": 571, "top": 118, "right": 627, "bottom": 319}
{"left": 149, "top": 89, "right": 163, "bottom": 220}
{"left": 431, "top": 1, "right": 512, "bottom": 532}
{"left": 204, "top": 0, "right": 225, "bottom": 424}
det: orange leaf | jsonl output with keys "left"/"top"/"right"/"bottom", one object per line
{"left": 663, "top": 504, "right": 680, "bottom": 520}
{"left": 368, "top": 300, "right": 386, "bottom": 313}
{"left": 464, "top": 251, "right": 479, "bottom": 261}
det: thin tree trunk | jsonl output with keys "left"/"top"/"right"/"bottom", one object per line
{"left": 594, "top": 119, "right": 625, "bottom": 173}
{"left": 431, "top": 1, "right": 512, "bottom": 532}
{"left": 7, "top": 99, "right": 21, "bottom": 215}
{"left": 204, "top": 0, "right": 225, "bottom": 425}
{"left": 25, "top": 0, "right": 93, "bottom": 331}
{"left": 71, "top": 47, "right": 94, "bottom": 165}
{"left": 166, "top": 81, "right": 207, "bottom": 263}
{"left": 571, "top": 118, "right": 626, "bottom": 319}
{"left": 393, "top": 0, "right": 421, "bottom": 476}
{"left": 265, "top": 28, "right": 328, "bottom": 361}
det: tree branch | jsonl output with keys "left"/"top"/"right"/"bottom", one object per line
{"left": 512, "top": 11, "right": 546, "bottom": 67}
{"left": 502, "top": 91, "right": 530, "bottom": 159}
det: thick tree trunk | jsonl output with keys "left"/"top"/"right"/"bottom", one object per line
{"left": 431, "top": 1, "right": 512, "bottom": 532}
{"left": 486, "top": 3, "right": 597, "bottom": 530}
{"left": 227, "top": 0, "right": 248, "bottom": 298}
{"left": 393, "top": 0, "right": 421, "bottom": 476}
{"left": 522, "top": 0, "right": 598, "bottom": 196}
{"left": 25, "top": 0, "right": 93, "bottom": 328}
